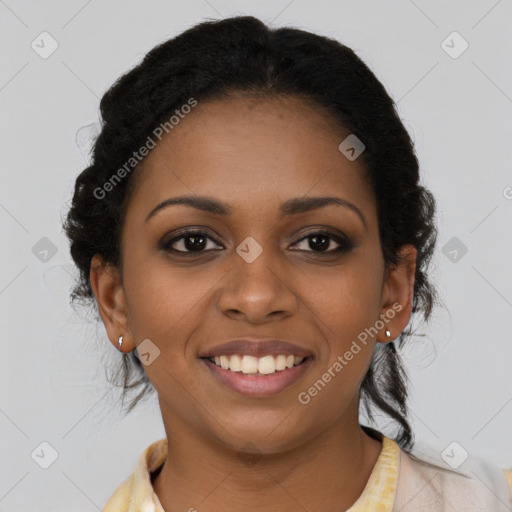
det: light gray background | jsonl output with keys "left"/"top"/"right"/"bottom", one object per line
{"left": 1, "top": 1, "right": 511, "bottom": 510}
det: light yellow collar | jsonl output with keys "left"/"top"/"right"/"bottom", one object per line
{"left": 347, "top": 436, "right": 399, "bottom": 511}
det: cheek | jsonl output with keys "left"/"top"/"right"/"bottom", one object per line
{"left": 317, "top": 260, "right": 383, "bottom": 331}
{"left": 122, "top": 254, "right": 214, "bottom": 347}
{"left": 301, "top": 277, "right": 380, "bottom": 417}
{"left": 122, "top": 258, "right": 214, "bottom": 401}
{"left": 313, "top": 256, "right": 383, "bottom": 374}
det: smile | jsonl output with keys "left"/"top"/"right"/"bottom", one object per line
{"left": 200, "top": 355, "right": 313, "bottom": 396}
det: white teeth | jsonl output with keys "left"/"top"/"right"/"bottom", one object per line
{"left": 275, "top": 355, "right": 287, "bottom": 371}
{"left": 209, "top": 354, "right": 306, "bottom": 374}
{"left": 258, "top": 355, "right": 276, "bottom": 374}
{"left": 241, "top": 355, "right": 259, "bottom": 373}
{"left": 229, "top": 354, "right": 242, "bottom": 372}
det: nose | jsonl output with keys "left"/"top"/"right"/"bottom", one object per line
{"left": 217, "top": 248, "right": 299, "bottom": 324}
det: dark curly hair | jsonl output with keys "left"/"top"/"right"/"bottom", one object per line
{"left": 63, "top": 15, "right": 438, "bottom": 453}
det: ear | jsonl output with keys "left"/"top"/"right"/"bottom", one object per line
{"left": 377, "top": 244, "right": 417, "bottom": 343}
{"left": 89, "top": 254, "right": 134, "bottom": 352}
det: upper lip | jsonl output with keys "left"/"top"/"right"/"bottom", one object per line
{"left": 199, "top": 338, "right": 314, "bottom": 358}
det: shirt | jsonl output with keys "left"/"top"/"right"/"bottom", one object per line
{"left": 102, "top": 433, "right": 512, "bottom": 511}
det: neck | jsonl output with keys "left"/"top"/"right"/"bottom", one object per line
{"left": 152, "top": 399, "right": 383, "bottom": 512}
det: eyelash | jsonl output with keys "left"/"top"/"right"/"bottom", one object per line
{"left": 161, "top": 229, "right": 354, "bottom": 256}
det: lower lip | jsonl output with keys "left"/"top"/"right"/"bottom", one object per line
{"left": 201, "top": 357, "right": 313, "bottom": 397}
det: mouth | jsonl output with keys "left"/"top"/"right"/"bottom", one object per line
{"left": 200, "top": 354, "right": 314, "bottom": 397}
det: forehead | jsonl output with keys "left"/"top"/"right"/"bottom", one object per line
{"left": 125, "top": 95, "right": 376, "bottom": 224}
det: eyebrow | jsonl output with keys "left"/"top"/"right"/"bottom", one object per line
{"left": 145, "top": 195, "right": 367, "bottom": 230}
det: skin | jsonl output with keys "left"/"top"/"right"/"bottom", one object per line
{"left": 90, "top": 94, "right": 416, "bottom": 512}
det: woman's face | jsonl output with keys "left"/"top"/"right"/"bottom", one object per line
{"left": 92, "top": 94, "right": 415, "bottom": 453}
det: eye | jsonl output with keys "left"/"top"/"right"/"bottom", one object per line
{"left": 290, "top": 230, "right": 354, "bottom": 254}
{"left": 161, "top": 230, "right": 223, "bottom": 254}
{"left": 161, "top": 229, "right": 354, "bottom": 257}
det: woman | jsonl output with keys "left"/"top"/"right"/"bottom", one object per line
{"left": 63, "top": 16, "right": 512, "bottom": 511}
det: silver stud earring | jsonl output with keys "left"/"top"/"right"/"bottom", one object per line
{"left": 385, "top": 329, "right": 391, "bottom": 338}
{"left": 118, "top": 335, "right": 123, "bottom": 350}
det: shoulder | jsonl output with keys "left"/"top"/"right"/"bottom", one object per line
{"left": 102, "top": 438, "right": 168, "bottom": 512}
{"left": 102, "top": 474, "right": 133, "bottom": 512}
{"left": 503, "top": 468, "right": 512, "bottom": 500}
{"left": 394, "top": 442, "right": 512, "bottom": 512}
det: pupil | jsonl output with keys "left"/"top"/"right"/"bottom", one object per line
{"left": 310, "top": 235, "right": 329, "bottom": 251}
{"left": 185, "top": 234, "right": 206, "bottom": 251}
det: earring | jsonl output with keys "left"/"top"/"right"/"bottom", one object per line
{"left": 118, "top": 335, "right": 123, "bottom": 351}
{"left": 385, "top": 329, "right": 391, "bottom": 338}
